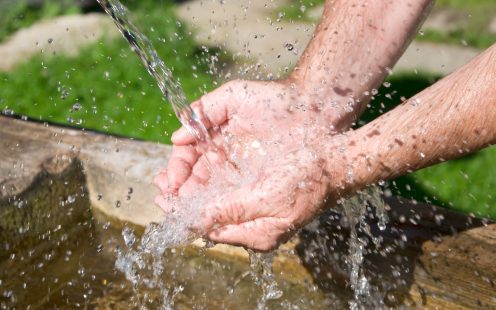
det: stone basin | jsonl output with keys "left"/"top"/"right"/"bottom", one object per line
{"left": 1, "top": 115, "right": 495, "bottom": 308}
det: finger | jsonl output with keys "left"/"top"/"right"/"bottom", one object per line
{"left": 167, "top": 145, "right": 199, "bottom": 191}
{"left": 200, "top": 187, "right": 266, "bottom": 232}
{"left": 191, "top": 155, "right": 211, "bottom": 182}
{"left": 154, "top": 194, "right": 174, "bottom": 213}
{"left": 177, "top": 174, "right": 206, "bottom": 197}
{"left": 171, "top": 83, "right": 238, "bottom": 145}
{"left": 196, "top": 82, "right": 238, "bottom": 127}
{"left": 207, "top": 218, "right": 290, "bottom": 252}
{"left": 171, "top": 126, "right": 194, "bottom": 145}
{"left": 153, "top": 170, "right": 169, "bottom": 193}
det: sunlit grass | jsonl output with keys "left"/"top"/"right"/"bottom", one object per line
{"left": 0, "top": 1, "right": 216, "bottom": 144}
{"left": 0, "top": 0, "right": 81, "bottom": 42}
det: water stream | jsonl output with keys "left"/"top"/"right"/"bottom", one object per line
{"left": 96, "top": 0, "right": 285, "bottom": 308}
{"left": 96, "top": 0, "right": 210, "bottom": 145}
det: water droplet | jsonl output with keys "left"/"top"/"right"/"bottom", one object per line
{"left": 67, "top": 195, "right": 76, "bottom": 204}
{"left": 71, "top": 103, "right": 82, "bottom": 112}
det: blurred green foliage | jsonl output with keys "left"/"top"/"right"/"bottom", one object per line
{"left": 417, "top": 0, "right": 496, "bottom": 49}
{"left": 274, "top": 0, "right": 321, "bottom": 22}
{"left": 0, "top": 0, "right": 216, "bottom": 144}
{"left": 0, "top": 0, "right": 81, "bottom": 42}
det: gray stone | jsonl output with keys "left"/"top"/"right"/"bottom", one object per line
{"left": 176, "top": 0, "right": 316, "bottom": 80}
{"left": 0, "top": 13, "right": 119, "bottom": 72}
{"left": 421, "top": 8, "right": 470, "bottom": 34}
{"left": 395, "top": 41, "right": 480, "bottom": 76}
{"left": 489, "top": 17, "right": 496, "bottom": 34}
{"left": 176, "top": 0, "right": 481, "bottom": 78}
{"left": 1, "top": 116, "right": 495, "bottom": 307}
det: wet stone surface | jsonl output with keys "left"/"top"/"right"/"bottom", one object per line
{"left": 1, "top": 116, "right": 495, "bottom": 309}
{"left": 0, "top": 13, "right": 119, "bottom": 72}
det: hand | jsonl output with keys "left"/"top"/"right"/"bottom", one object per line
{"left": 154, "top": 79, "right": 351, "bottom": 251}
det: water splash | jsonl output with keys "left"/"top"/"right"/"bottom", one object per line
{"left": 248, "top": 250, "right": 284, "bottom": 309}
{"left": 340, "top": 186, "right": 388, "bottom": 309}
{"left": 113, "top": 160, "right": 258, "bottom": 306}
{"left": 97, "top": 2, "right": 387, "bottom": 309}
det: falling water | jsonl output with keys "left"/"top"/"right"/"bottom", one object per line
{"left": 96, "top": 0, "right": 210, "bottom": 144}
{"left": 340, "top": 186, "right": 388, "bottom": 309}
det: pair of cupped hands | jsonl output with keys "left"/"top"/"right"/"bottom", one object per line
{"left": 154, "top": 79, "right": 357, "bottom": 251}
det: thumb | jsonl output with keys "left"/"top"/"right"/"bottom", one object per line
{"left": 172, "top": 82, "right": 239, "bottom": 145}
{"left": 199, "top": 186, "right": 264, "bottom": 232}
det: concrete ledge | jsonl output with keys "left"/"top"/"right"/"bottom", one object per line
{"left": 1, "top": 115, "right": 495, "bottom": 307}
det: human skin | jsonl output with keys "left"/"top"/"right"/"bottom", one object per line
{"left": 157, "top": 0, "right": 434, "bottom": 196}
{"left": 326, "top": 45, "right": 496, "bottom": 198}
{"left": 193, "top": 44, "right": 496, "bottom": 251}
{"left": 154, "top": 0, "right": 438, "bottom": 251}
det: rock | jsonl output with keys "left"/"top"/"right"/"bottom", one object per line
{"left": 176, "top": 0, "right": 481, "bottom": 78}
{"left": 421, "top": 8, "right": 470, "bottom": 34}
{"left": 176, "top": 0, "right": 316, "bottom": 80}
{"left": 1, "top": 116, "right": 495, "bottom": 307}
{"left": 489, "top": 17, "right": 496, "bottom": 34}
{"left": 0, "top": 13, "right": 119, "bottom": 72}
{"left": 395, "top": 41, "right": 479, "bottom": 76}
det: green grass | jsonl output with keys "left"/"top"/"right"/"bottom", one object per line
{"left": 417, "top": 0, "right": 496, "bottom": 49}
{"left": 418, "top": 29, "right": 496, "bottom": 50}
{"left": 273, "top": 0, "right": 324, "bottom": 22}
{"left": 359, "top": 73, "right": 496, "bottom": 219}
{"left": 0, "top": 1, "right": 217, "bottom": 144}
{"left": 0, "top": 0, "right": 81, "bottom": 43}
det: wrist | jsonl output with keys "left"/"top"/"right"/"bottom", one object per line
{"left": 316, "top": 129, "right": 381, "bottom": 200}
{"left": 283, "top": 72, "right": 368, "bottom": 133}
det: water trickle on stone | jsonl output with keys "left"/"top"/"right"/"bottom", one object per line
{"left": 248, "top": 250, "right": 284, "bottom": 309}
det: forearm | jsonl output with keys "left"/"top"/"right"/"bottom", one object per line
{"left": 290, "top": 0, "right": 433, "bottom": 126}
{"left": 331, "top": 44, "right": 496, "bottom": 195}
